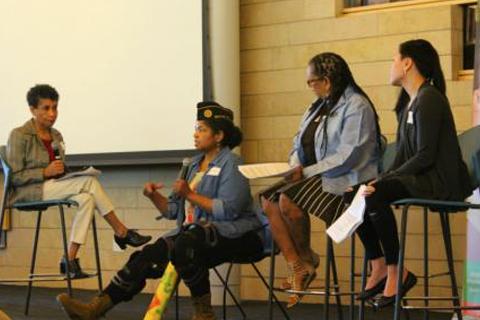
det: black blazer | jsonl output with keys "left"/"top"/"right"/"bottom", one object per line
{"left": 385, "top": 82, "right": 472, "bottom": 201}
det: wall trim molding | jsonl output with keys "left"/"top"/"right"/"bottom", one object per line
{"left": 344, "top": 0, "right": 475, "bottom": 15}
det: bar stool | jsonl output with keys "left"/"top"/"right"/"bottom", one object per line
{"left": 267, "top": 234, "right": 364, "bottom": 320}
{"left": 391, "top": 126, "right": 480, "bottom": 320}
{"left": 173, "top": 246, "right": 290, "bottom": 320}
{"left": 213, "top": 251, "right": 291, "bottom": 320}
{"left": 0, "top": 146, "right": 103, "bottom": 316}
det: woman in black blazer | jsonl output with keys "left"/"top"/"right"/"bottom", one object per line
{"left": 354, "top": 39, "right": 472, "bottom": 308}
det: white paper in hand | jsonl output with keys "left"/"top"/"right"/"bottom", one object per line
{"left": 326, "top": 185, "right": 367, "bottom": 243}
{"left": 238, "top": 162, "right": 296, "bottom": 179}
{"left": 55, "top": 166, "right": 101, "bottom": 181}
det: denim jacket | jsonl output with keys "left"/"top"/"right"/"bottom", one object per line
{"left": 289, "top": 85, "right": 380, "bottom": 195}
{"left": 162, "top": 147, "right": 263, "bottom": 240}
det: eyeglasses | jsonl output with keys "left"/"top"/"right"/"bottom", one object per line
{"left": 306, "top": 77, "right": 323, "bottom": 87}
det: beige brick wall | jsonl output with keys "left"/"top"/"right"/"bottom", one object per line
{"left": 0, "top": 166, "right": 195, "bottom": 297}
{"left": 240, "top": 0, "right": 475, "bottom": 307}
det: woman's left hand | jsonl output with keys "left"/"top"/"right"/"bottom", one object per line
{"left": 286, "top": 165, "right": 303, "bottom": 182}
{"left": 173, "top": 179, "right": 193, "bottom": 198}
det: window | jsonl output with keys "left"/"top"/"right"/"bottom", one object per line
{"left": 463, "top": 4, "right": 477, "bottom": 70}
{"left": 345, "top": 0, "right": 408, "bottom": 9}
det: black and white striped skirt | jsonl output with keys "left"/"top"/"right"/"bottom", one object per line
{"left": 261, "top": 175, "right": 346, "bottom": 225}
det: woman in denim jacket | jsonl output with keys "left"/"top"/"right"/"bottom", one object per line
{"left": 262, "top": 52, "right": 382, "bottom": 307}
{"left": 57, "top": 101, "right": 265, "bottom": 320}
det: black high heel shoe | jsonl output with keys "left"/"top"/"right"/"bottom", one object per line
{"left": 374, "top": 271, "right": 417, "bottom": 309}
{"left": 114, "top": 229, "right": 152, "bottom": 249}
{"left": 356, "top": 276, "right": 387, "bottom": 300}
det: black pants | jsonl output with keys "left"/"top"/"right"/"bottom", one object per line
{"left": 346, "top": 179, "right": 410, "bottom": 265}
{"left": 104, "top": 225, "right": 264, "bottom": 304}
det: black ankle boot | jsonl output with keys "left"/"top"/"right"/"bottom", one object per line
{"left": 60, "top": 257, "right": 89, "bottom": 279}
{"left": 114, "top": 230, "right": 152, "bottom": 249}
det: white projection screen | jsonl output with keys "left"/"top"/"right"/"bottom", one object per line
{"left": 0, "top": 0, "right": 203, "bottom": 163}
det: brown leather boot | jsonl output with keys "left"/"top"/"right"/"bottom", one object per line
{"left": 191, "top": 293, "right": 216, "bottom": 320}
{"left": 0, "top": 308, "right": 12, "bottom": 320}
{"left": 56, "top": 293, "right": 113, "bottom": 320}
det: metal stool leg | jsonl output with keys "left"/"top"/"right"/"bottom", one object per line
{"left": 423, "top": 207, "right": 429, "bottom": 320}
{"left": 221, "top": 263, "right": 235, "bottom": 320}
{"left": 440, "top": 212, "right": 463, "bottom": 320}
{"left": 358, "top": 251, "right": 368, "bottom": 320}
{"left": 59, "top": 205, "right": 73, "bottom": 298}
{"left": 394, "top": 205, "right": 409, "bottom": 320}
{"left": 91, "top": 216, "right": 103, "bottom": 292}
{"left": 330, "top": 241, "right": 344, "bottom": 320}
{"left": 24, "top": 210, "right": 42, "bottom": 315}
{"left": 268, "top": 241, "right": 276, "bottom": 320}
{"left": 250, "top": 263, "right": 290, "bottom": 319}
{"left": 324, "top": 238, "right": 332, "bottom": 320}
{"left": 213, "top": 266, "right": 246, "bottom": 319}
{"left": 174, "top": 284, "right": 179, "bottom": 320}
{"left": 349, "top": 236, "right": 355, "bottom": 320}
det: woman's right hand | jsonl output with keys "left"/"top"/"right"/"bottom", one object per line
{"left": 361, "top": 180, "right": 377, "bottom": 197}
{"left": 43, "top": 160, "right": 64, "bottom": 178}
{"left": 143, "top": 182, "right": 164, "bottom": 198}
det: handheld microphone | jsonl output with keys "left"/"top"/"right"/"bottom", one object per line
{"left": 51, "top": 141, "right": 61, "bottom": 160}
{"left": 155, "top": 157, "right": 192, "bottom": 221}
{"left": 52, "top": 141, "right": 69, "bottom": 176}
{"left": 177, "top": 157, "right": 192, "bottom": 180}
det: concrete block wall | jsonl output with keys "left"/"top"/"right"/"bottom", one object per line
{"left": 239, "top": 0, "right": 474, "bottom": 307}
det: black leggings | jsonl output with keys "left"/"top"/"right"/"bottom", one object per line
{"left": 348, "top": 179, "right": 410, "bottom": 265}
{"left": 104, "top": 225, "right": 264, "bottom": 304}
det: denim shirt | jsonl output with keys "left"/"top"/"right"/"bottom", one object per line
{"left": 289, "top": 85, "right": 380, "bottom": 195}
{"left": 161, "top": 147, "right": 263, "bottom": 240}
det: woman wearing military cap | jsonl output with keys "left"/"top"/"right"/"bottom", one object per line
{"left": 57, "top": 101, "right": 267, "bottom": 320}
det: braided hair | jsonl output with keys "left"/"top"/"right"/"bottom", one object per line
{"left": 308, "top": 52, "right": 383, "bottom": 158}
{"left": 394, "top": 39, "right": 446, "bottom": 114}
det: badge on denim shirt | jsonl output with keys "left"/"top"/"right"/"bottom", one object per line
{"left": 207, "top": 167, "right": 221, "bottom": 176}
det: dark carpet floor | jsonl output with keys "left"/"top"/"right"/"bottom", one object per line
{"left": 0, "top": 285, "right": 455, "bottom": 319}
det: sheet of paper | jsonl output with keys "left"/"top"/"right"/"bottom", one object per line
{"left": 54, "top": 166, "right": 101, "bottom": 181}
{"left": 326, "top": 185, "right": 367, "bottom": 244}
{"left": 238, "top": 162, "right": 296, "bottom": 179}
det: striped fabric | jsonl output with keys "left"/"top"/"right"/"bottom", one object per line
{"left": 264, "top": 175, "right": 345, "bottom": 225}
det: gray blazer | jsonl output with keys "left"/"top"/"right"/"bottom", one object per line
{"left": 6, "top": 119, "right": 65, "bottom": 204}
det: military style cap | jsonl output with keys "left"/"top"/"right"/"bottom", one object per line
{"left": 197, "top": 101, "right": 233, "bottom": 121}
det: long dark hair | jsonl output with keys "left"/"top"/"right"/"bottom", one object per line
{"left": 394, "top": 39, "right": 446, "bottom": 113}
{"left": 308, "top": 52, "right": 383, "bottom": 158}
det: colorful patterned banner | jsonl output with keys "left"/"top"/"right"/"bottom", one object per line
{"left": 143, "top": 262, "right": 178, "bottom": 320}
{"left": 464, "top": 1, "right": 480, "bottom": 317}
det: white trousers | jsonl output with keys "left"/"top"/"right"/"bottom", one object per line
{"left": 42, "top": 176, "right": 115, "bottom": 245}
